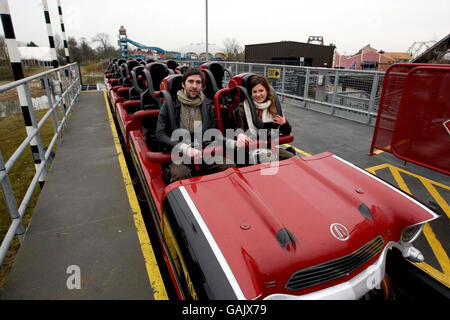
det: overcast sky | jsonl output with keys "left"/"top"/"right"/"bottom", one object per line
{"left": 3, "top": 0, "right": 450, "bottom": 55}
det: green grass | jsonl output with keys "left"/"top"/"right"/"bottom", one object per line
{"left": 0, "top": 108, "right": 59, "bottom": 292}
{"left": 80, "top": 62, "right": 105, "bottom": 85}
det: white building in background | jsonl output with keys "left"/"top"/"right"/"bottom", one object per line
{"left": 176, "top": 42, "right": 226, "bottom": 60}
{"left": 17, "top": 47, "right": 53, "bottom": 66}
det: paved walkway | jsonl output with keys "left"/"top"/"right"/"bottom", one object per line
{"left": 1, "top": 91, "right": 160, "bottom": 299}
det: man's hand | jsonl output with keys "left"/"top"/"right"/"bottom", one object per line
{"left": 236, "top": 133, "right": 251, "bottom": 148}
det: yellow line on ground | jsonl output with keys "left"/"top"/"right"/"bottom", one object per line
{"left": 389, "top": 166, "right": 411, "bottom": 194}
{"left": 364, "top": 163, "right": 391, "bottom": 174}
{"left": 421, "top": 180, "right": 450, "bottom": 219}
{"left": 396, "top": 166, "right": 450, "bottom": 191}
{"left": 283, "top": 144, "right": 312, "bottom": 157}
{"left": 421, "top": 224, "right": 450, "bottom": 278}
{"left": 374, "top": 149, "right": 385, "bottom": 155}
{"left": 103, "top": 91, "right": 168, "bottom": 300}
{"left": 413, "top": 260, "right": 450, "bottom": 288}
{"left": 388, "top": 164, "right": 450, "bottom": 287}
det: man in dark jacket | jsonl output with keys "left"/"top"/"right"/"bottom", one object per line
{"left": 156, "top": 68, "right": 236, "bottom": 183}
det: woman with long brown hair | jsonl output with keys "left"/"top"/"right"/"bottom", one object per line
{"left": 235, "top": 74, "right": 294, "bottom": 160}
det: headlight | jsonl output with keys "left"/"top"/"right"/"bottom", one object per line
{"left": 401, "top": 224, "right": 424, "bottom": 243}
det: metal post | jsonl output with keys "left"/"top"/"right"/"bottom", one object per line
{"left": 331, "top": 69, "right": 339, "bottom": 115}
{"left": 57, "top": 0, "right": 70, "bottom": 64}
{"left": 43, "top": 76, "right": 61, "bottom": 145}
{"left": 0, "top": 151, "right": 25, "bottom": 245}
{"left": 281, "top": 66, "right": 286, "bottom": 101}
{"left": 0, "top": 0, "right": 47, "bottom": 188}
{"left": 367, "top": 73, "right": 380, "bottom": 124}
{"left": 205, "top": 0, "right": 208, "bottom": 62}
{"left": 303, "top": 69, "right": 310, "bottom": 108}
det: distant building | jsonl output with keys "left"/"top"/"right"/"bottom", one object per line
{"left": 413, "top": 33, "right": 450, "bottom": 64}
{"left": 18, "top": 47, "right": 53, "bottom": 67}
{"left": 244, "top": 41, "right": 335, "bottom": 67}
{"left": 334, "top": 45, "right": 411, "bottom": 71}
{"left": 383, "top": 52, "right": 412, "bottom": 63}
{"left": 177, "top": 42, "right": 226, "bottom": 60}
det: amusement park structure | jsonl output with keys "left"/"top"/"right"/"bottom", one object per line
{"left": 118, "top": 26, "right": 182, "bottom": 60}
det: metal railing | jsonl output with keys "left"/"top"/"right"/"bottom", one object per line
{"left": 0, "top": 62, "right": 81, "bottom": 266}
{"left": 188, "top": 61, "right": 385, "bottom": 125}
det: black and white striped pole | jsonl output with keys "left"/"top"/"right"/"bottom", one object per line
{"left": 41, "top": 0, "right": 67, "bottom": 115}
{"left": 42, "top": 0, "right": 58, "bottom": 68}
{"left": 56, "top": 0, "right": 73, "bottom": 104}
{"left": 56, "top": 0, "right": 69, "bottom": 64}
{"left": 0, "top": 0, "right": 48, "bottom": 190}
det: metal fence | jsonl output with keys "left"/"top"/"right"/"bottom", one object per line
{"left": 188, "top": 61, "right": 385, "bottom": 125}
{"left": 0, "top": 63, "right": 81, "bottom": 266}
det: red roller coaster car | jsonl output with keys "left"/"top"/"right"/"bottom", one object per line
{"left": 104, "top": 61, "right": 440, "bottom": 300}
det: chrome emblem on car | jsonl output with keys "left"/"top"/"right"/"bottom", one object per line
{"left": 330, "top": 223, "right": 349, "bottom": 241}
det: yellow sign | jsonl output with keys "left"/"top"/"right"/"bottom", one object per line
{"left": 267, "top": 68, "right": 281, "bottom": 79}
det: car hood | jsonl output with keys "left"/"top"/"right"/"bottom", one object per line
{"left": 168, "top": 152, "right": 439, "bottom": 298}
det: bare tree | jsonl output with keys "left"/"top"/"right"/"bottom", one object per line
{"left": 223, "top": 38, "right": 243, "bottom": 61}
{"left": 92, "top": 33, "right": 111, "bottom": 52}
{"left": 0, "top": 36, "right": 12, "bottom": 80}
{"left": 0, "top": 36, "right": 8, "bottom": 60}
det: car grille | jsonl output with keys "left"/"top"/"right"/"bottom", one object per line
{"left": 285, "top": 236, "right": 384, "bottom": 291}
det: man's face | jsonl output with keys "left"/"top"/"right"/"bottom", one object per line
{"left": 182, "top": 74, "right": 203, "bottom": 99}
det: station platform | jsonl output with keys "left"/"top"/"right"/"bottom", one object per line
{"left": 1, "top": 91, "right": 166, "bottom": 299}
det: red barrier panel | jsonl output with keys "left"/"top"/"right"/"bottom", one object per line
{"left": 391, "top": 67, "right": 450, "bottom": 175}
{"left": 369, "top": 64, "right": 428, "bottom": 154}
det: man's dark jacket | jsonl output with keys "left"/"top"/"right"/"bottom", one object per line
{"left": 155, "top": 98, "right": 216, "bottom": 152}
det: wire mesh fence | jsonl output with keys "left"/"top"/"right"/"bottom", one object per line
{"left": 187, "top": 60, "right": 385, "bottom": 125}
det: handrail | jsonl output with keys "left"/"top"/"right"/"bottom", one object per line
{"left": 0, "top": 62, "right": 79, "bottom": 93}
{"left": 0, "top": 62, "right": 81, "bottom": 266}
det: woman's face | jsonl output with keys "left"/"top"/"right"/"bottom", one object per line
{"left": 251, "top": 83, "right": 268, "bottom": 103}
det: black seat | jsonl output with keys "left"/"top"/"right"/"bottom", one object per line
{"left": 140, "top": 62, "right": 171, "bottom": 110}
{"left": 141, "top": 72, "right": 180, "bottom": 152}
{"left": 208, "top": 62, "right": 225, "bottom": 89}
{"left": 112, "top": 58, "right": 126, "bottom": 79}
{"left": 175, "top": 65, "right": 189, "bottom": 74}
{"left": 201, "top": 62, "right": 232, "bottom": 102}
{"left": 129, "top": 65, "right": 146, "bottom": 100}
{"left": 166, "top": 60, "right": 178, "bottom": 73}
{"left": 118, "top": 59, "right": 139, "bottom": 88}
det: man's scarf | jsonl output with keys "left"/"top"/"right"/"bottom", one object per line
{"left": 177, "top": 89, "right": 205, "bottom": 133}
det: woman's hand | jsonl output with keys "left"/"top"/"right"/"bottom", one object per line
{"left": 273, "top": 113, "right": 287, "bottom": 125}
{"left": 236, "top": 133, "right": 251, "bottom": 148}
{"left": 186, "top": 146, "right": 202, "bottom": 159}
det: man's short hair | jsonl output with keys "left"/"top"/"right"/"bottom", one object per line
{"left": 182, "top": 68, "right": 204, "bottom": 84}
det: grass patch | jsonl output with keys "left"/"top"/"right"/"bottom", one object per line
{"left": 0, "top": 66, "right": 54, "bottom": 103}
{"left": 80, "top": 62, "right": 105, "bottom": 85}
{"left": 0, "top": 109, "right": 59, "bottom": 292}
